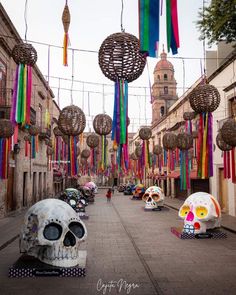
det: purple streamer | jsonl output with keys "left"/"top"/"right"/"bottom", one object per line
{"left": 11, "top": 65, "right": 19, "bottom": 124}
{"left": 208, "top": 112, "right": 213, "bottom": 177}
{"left": 116, "top": 80, "right": 121, "bottom": 144}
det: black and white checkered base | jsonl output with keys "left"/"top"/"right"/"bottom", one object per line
{"left": 171, "top": 227, "right": 227, "bottom": 239}
{"left": 9, "top": 254, "right": 86, "bottom": 278}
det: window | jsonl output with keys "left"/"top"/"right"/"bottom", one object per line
{"left": 0, "top": 59, "right": 7, "bottom": 106}
{"left": 160, "top": 106, "right": 165, "bottom": 116}
{"left": 157, "top": 75, "right": 160, "bottom": 80}
{"left": 164, "top": 86, "right": 168, "bottom": 94}
{"left": 164, "top": 74, "right": 168, "bottom": 81}
{"left": 229, "top": 97, "right": 236, "bottom": 117}
{"left": 38, "top": 104, "right": 43, "bottom": 128}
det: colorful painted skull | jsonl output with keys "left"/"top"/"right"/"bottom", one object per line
{"left": 178, "top": 192, "right": 221, "bottom": 234}
{"left": 84, "top": 181, "right": 98, "bottom": 193}
{"left": 142, "top": 186, "right": 165, "bottom": 209}
{"left": 133, "top": 184, "right": 145, "bottom": 199}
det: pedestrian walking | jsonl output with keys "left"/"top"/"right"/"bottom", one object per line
{"left": 106, "top": 188, "right": 112, "bottom": 202}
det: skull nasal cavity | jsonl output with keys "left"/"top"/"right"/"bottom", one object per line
{"left": 63, "top": 231, "right": 76, "bottom": 247}
{"left": 147, "top": 197, "right": 152, "bottom": 202}
{"left": 186, "top": 211, "right": 194, "bottom": 221}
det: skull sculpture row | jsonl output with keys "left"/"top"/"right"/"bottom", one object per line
{"left": 142, "top": 186, "right": 165, "bottom": 210}
{"left": 20, "top": 199, "right": 87, "bottom": 267}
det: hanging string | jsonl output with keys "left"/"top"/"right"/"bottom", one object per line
{"left": 57, "top": 78, "right": 61, "bottom": 107}
{"left": 120, "top": 0, "right": 125, "bottom": 32}
{"left": 70, "top": 49, "right": 74, "bottom": 105}
{"left": 102, "top": 84, "right": 105, "bottom": 113}
{"left": 182, "top": 59, "right": 185, "bottom": 94}
{"left": 202, "top": 0, "right": 206, "bottom": 77}
{"left": 24, "top": 0, "right": 28, "bottom": 42}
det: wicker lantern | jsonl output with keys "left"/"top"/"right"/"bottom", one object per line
{"left": 139, "top": 127, "right": 152, "bottom": 140}
{"left": 99, "top": 32, "right": 146, "bottom": 83}
{"left": 153, "top": 145, "right": 163, "bottom": 155}
{"left": 81, "top": 149, "right": 90, "bottom": 159}
{"left": 86, "top": 134, "right": 99, "bottom": 148}
{"left": 183, "top": 112, "right": 195, "bottom": 121}
{"left": 135, "top": 146, "right": 142, "bottom": 158}
{"left": 58, "top": 105, "right": 86, "bottom": 136}
{"left": 192, "top": 131, "right": 198, "bottom": 139}
{"left": 0, "top": 119, "right": 14, "bottom": 138}
{"left": 53, "top": 126, "right": 63, "bottom": 137}
{"left": 221, "top": 118, "right": 236, "bottom": 147}
{"left": 163, "top": 132, "right": 177, "bottom": 150}
{"left": 189, "top": 84, "right": 220, "bottom": 113}
{"left": 216, "top": 132, "right": 232, "bottom": 151}
{"left": 12, "top": 43, "right": 37, "bottom": 66}
{"left": 135, "top": 141, "right": 140, "bottom": 146}
{"left": 28, "top": 125, "right": 39, "bottom": 136}
{"left": 176, "top": 133, "right": 193, "bottom": 150}
{"left": 93, "top": 114, "right": 112, "bottom": 136}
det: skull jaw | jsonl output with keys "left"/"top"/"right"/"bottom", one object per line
{"left": 38, "top": 255, "right": 81, "bottom": 267}
{"left": 145, "top": 202, "right": 157, "bottom": 209}
{"left": 183, "top": 222, "right": 206, "bottom": 235}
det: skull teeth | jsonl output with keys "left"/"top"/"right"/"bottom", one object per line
{"left": 183, "top": 224, "right": 195, "bottom": 234}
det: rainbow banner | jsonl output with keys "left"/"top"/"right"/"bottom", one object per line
{"left": 166, "top": 0, "right": 180, "bottom": 54}
{"left": 139, "top": 0, "right": 160, "bottom": 57}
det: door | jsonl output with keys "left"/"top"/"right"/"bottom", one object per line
{"left": 38, "top": 172, "right": 42, "bottom": 200}
{"left": 219, "top": 168, "right": 228, "bottom": 213}
{"left": 32, "top": 172, "right": 37, "bottom": 203}
{"left": 7, "top": 166, "right": 15, "bottom": 211}
{"left": 23, "top": 172, "right": 27, "bottom": 207}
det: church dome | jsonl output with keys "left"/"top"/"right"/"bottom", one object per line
{"left": 154, "top": 50, "right": 174, "bottom": 72}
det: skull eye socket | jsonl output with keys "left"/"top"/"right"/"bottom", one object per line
{"left": 142, "top": 193, "right": 149, "bottom": 201}
{"left": 43, "top": 223, "right": 62, "bottom": 241}
{"left": 196, "top": 206, "right": 208, "bottom": 219}
{"left": 179, "top": 205, "right": 190, "bottom": 218}
{"left": 69, "top": 222, "right": 85, "bottom": 239}
{"left": 152, "top": 193, "right": 160, "bottom": 202}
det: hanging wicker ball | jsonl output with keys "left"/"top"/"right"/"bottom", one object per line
{"left": 163, "top": 132, "right": 177, "bottom": 150}
{"left": 98, "top": 32, "right": 146, "bottom": 83}
{"left": 135, "top": 141, "right": 140, "bottom": 146}
{"left": 176, "top": 133, "right": 193, "bottom": 150}
{"left": 28, "top": 125, "right": 39, "bottom": 136}
{"left": 0, "top": 119, "right": 14, "bottom": 138}
{"left": 24, "top": 134, "right": 31, "bottom": 142}
{"left": 216, "top": 132, "right": 232, "bottom": 151}
{"left": 62, "top": 3, "right": 70, "bottom": 33}
{"left": 192, "top": 131, "right": 198, "bottom": 139}
{"left": 135, "top": 146, "right": 142, "bottom": 158}
{"left": 12, "top": 43, "right": 37, "bottom": 66}
{"left": 93, "top": 114, "right": 112, "bottom": 135}
{"left": 46, "top": 147, "right": 53, "bottom": 156}
{"left": 139, "top": 127, "right": 152, "bottom": 140}
{"left": 58, "top": 105, "right": 86, "bottom": 136}
{"left": 221, "top": 118, "right": 236, "bottom": 147}
{"left": 81, "top": 149, "right": 90, "bottom": 159}
{"left": 53, "top": 126, "right": 63, "bottom": 137}
{"left": 86, "top": 133, "right": 99, "bottom": 148}
{"left": 153, "top": 145, "right": 163, "bottom": 155}
{"left": 183, "top": 112, "right": 195, "bottom": 121}
{"left": 189, "top": 84, "right": 220, "bottom": 113}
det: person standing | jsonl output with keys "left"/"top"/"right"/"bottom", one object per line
{"left": 106, "top": 188, "right": 112, "bottom": 202}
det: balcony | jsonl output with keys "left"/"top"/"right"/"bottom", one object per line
{"left": 0, "top": 88, "right": 12, "bottom": 119}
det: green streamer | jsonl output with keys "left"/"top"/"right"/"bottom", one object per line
{"left": 166, "top": 0, "right": 171, "bottom": 52}
{"left": 120, "top": 80, "right": 125, "bottom": 144}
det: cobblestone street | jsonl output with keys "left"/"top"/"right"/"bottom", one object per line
{"left": 1, "top": 190, "right": 236, "bottom": 295}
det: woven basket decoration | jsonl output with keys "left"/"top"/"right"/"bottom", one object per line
{"left": 62, "top": 4, "right": 70, "bottom": 33}
{"left": 87, "top": 134, "right": 99, "bottom": 148}
{"left": 0, "top": 119, "right": 14, "bottom": 138}
{"left": 135, "top": 141, "right": 140, "bottom": 146}
{"left": 221, "top": 118, "right": 236, "bottom": 147}
{"left": 80, "top": 157, "right": 87, "bottom": 165}
{"left": 24, "top": 134, "right": 31, "bottom": 142}
{"left": 183, "top": 112, "right": 195, "bottom": 121}
{"left": 53, "top": 126, "right": 63, "bottom": 137}
{"left": 81, "top": 149, "right": 90, "bottom": 159}
{"left": 153, "top": 145, "right": 163, "bottom": 155}
{"left": 216, "top": 132, "right": 232, "bottom": 151}
{"left": 139, "top": 127, "right": 152, "bottom": 140}
{"left": 176, "top": 133, "right": 193, "bottom": 150}
{"left": 93, "top": 114, "right": 112, "bottom": 135}
{"left": 12, "top": 43, "right": 37, "bottom": 66}
{"left": 46, "top": 147, "right": 53, "bottom": 156}
{"left": 135, "top": 146, "right": 142, "bottom": 158}
{"left": 163, "top": 132, "right": 177, "bottom": 150}
{"left": 98, "top": 32, "right": 146, "bottom": 83}
{"left": 28, "top": 125, "right": 39, "bottom": 136}
{"left": 192, "top": 131, "right": 198, "bottom": 139}
{"left": 58, "top": 105, "right": 86, "bottom": 136}
{"left": 189, "top": 84, "right": 220, "bottom": 113}
{"left": 76, "top": 146, "right": 81, "bottom": 157}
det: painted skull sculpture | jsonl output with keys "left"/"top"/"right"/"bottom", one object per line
{"left": 142, "top": 186, "right": 165, "bottom": 209}
{"left": 20, "top": 199, "right": 87, "bottom": 267}
{"left": 178, "top": 192, "right": 221, "bottom": 234}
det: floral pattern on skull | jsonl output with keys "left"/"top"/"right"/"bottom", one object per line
{"left": 142, "top": 186, "right": 165, "bottom": 209}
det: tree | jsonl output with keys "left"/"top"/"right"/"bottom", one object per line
{"left": 197, "top": 0, "right": 236, "bottom": 46}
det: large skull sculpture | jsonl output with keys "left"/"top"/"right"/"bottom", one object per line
{"left": 20, "top": 199, "right": 87, "bottom": 267}
{"left": 178, "top": 192, "right": 221, "bottom": 234}
{"left": 142, "top": 186, "right": 165, "bottom": 209}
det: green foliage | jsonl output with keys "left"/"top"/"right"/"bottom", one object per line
{"left": 197, "top": 0, "right": 236, "bottom": 46}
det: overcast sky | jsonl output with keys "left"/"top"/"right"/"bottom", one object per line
{"left": 1, "top": 0, "right": 211, "bottom": 132}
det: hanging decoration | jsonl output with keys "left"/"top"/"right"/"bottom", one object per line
{"left": 11, "top": 43, "right": 37, "bottom": 127}
{"left": 62, "top": 0, "right": 71, "bottom": 66}
{"left": 93, "top": 114, "right": 112, "bottom": 171}
{"left": 58, "top": 105, "right": 86, "bottom": 176}
{"left": 153, "top": 144, "right": 163, "bottom": 174}
{"left": 166, "top": 0, "right": 180, "bottom": 54}
{"left": 139, "top": 0, "right": 160, "bottom": 57}
{"left": 163, "top": 132, "right": 177, "bottom": 172}
{"left": 189, "top": 84, "right": 220, "bottom": 179}
{"left": 86, "top": 133, "right": 99, "bottom": 174}
{"left": 99, "top": 32, "right": 146, "bottom": 169}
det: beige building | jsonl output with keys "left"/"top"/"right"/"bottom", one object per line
{"left": 0, "top": 3, "right": 59, "bottom": 218}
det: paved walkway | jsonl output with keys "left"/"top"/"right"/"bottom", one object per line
{"left": 0, "top": 190, "right": 236, "bottom": 295}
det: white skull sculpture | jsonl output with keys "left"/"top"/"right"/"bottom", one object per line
{"left": 178, "top": 192, "right": 221, "bottom": 234}
{"left": 142, "top": 186, "right": 165, "bottom": 209}
{"left": 20, "top": 199, "right": 87, "bottom": 267}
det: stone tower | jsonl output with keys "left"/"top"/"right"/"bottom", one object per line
{"left": 151, "top": 48, "right": 177, "bottom": 125}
